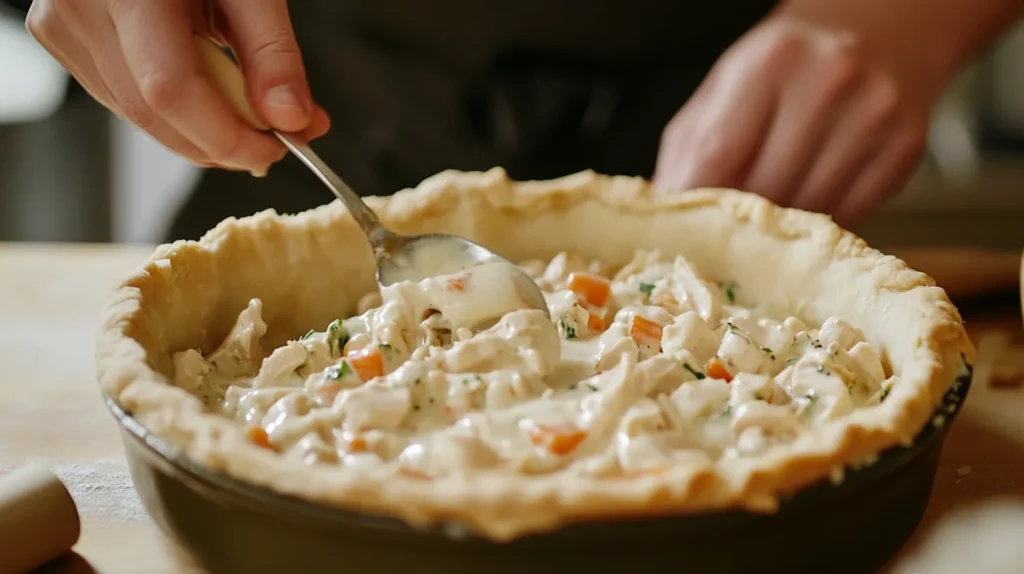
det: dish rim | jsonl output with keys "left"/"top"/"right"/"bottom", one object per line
{"left": 101, "top": 361, "right": 973, "bottom": 541}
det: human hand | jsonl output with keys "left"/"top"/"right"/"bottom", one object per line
{"left": 653, "top": 14, "right": 935, "bottom": 227}
{"left": 26, "top": 0, "right": 330, "bottom": 174}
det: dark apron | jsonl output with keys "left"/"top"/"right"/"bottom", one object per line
{"left": 167, "top": 0, "right": 776, "bottom": 241}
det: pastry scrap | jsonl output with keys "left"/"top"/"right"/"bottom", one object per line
{"left": 173, "top": 250, "right": 895, "bottom": 477}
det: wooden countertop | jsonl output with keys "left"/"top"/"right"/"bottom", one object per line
{"left": 1, "top": 243, "right": 1022, "bottom": 573}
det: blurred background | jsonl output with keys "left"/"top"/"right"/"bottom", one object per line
{"left": 1, "top": 4, "right": 1023, "bottom": 249}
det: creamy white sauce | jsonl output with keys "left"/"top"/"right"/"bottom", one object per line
{"left": 172, "top": 250, "right": 895, "bottom": 478}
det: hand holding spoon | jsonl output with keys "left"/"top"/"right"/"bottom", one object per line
{"left": 194, "top": 36, "right": 550, "bottom": 324}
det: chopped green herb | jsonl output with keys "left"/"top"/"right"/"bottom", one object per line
{"left": 639, "top": 282, "right": 656, "bottom": 297}
{"left": 585, "top": 383, "right": 599, "bottom": 392}
{"left": 326, "top": 361, "right": 353, "bottom": 380}
{"left": 569, "top": 382, "right": 579, "bottom": 391}
{"left": 724, "top": 321, "right": 752, "bottom": 344}
{"left": 300, "top": 329, "right": 315, "bottom": 340}
{"left": 719, "top": 404, "right": 732, "bottom": 418}
{"left": 683, "top": 363, "right": 706, "bottom": 380}
{"left": 326, "top": 319, "right": 350, "bottom": 357}
{"left": 754, "top": 392, "right": 765, "bottom": 401}
{"left": 378, "top": 343, "right": 393, "bottom": 354}
{"left": 558, "top": 315, "right": 578, "bottom": 340}
{"left": 811, "top": 339, "right": 823, "bottom": 349}
{"left": 716, "top": 281, "right": 739, "bottom": 304}
{"left": 760, "top": 346, "right": 776, "bottom": 360}
{"left": 880, "top": 387, "right": 890, "bottom": 402}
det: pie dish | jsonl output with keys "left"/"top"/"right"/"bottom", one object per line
{"left": 96, "top": 168, "right": 974, "bottom": 547}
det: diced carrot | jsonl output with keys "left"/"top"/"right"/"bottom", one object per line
{"left": 579, "top": 300, "right": 608, "bottom": 322}
{"left": 568, "top": 272, "right": 612, "bottom": 308}
{"left": 628, "top": 315, "right": 663, "bottom": 348}
{"left": 529, "top": 423, "right": 587, "bottom": 456}
{"left": 347, "top": 348, "right": 384, "bottom": 381}
{"left": 447, "top": 275, "right": 468, "bottom": 292}
{"left": 246, "top": 426, "right": 273, "bottom": 450}
{"left": 587, "top": 312, "right": 606, "bottom": 333}
{"left": 348, "top": 433, "right": 367, "bottom": 453}
{"left": 707, "top": 357, "right": 733, "bottom": 382}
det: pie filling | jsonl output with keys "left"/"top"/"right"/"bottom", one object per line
{"left": 172, "top": 250, "right": 895, "bottom": 478}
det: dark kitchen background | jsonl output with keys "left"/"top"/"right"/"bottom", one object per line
{"left": 1, "top": 3, "right": 1022, "bottom": 250}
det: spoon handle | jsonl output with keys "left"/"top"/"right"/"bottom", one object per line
{"left": 192, "top": 35, "right": 395, "bottom": 249}
{"left": 273, "top": 132, "right": 392, "bottom": 245}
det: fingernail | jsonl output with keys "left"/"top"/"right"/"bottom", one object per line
{"left": 265, "top": 85, "right": 308, "bottom": 113}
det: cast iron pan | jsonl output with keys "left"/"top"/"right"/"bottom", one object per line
{"left": 106, "top": 363, "right": 972, "bottom": 574}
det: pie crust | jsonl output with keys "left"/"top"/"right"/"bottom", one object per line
{"left": 96, "top": 168, "right": 974, "bottom": 541}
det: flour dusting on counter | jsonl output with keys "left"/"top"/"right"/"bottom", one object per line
{"left": 53, "top": 459, "right": 146, "bottom": 523}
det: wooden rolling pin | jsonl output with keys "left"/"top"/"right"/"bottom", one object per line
{"left": 890, "top": 247, "right": 1023, "bottom": 303}
{"left": 0, "top": 465, "right": 80, "bottom": 574}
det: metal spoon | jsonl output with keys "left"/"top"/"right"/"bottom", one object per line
{"left": 194, "top": 36, "right": 549, "bottom": 317}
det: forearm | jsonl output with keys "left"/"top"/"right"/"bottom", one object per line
{"left": 776, "top": 0, "right": 1024, "bottom": 100}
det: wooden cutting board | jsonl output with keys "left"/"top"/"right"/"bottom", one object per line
{"left": 0, "top": 243, "right": 1021, "bottom": 573}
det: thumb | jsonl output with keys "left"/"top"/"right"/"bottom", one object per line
{"left": 219, "top": 0, "right": 313, "bottom": 133}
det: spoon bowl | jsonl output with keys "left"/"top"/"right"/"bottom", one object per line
{"left": 375, "top": 232, "right": 550, "bottom": 314}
